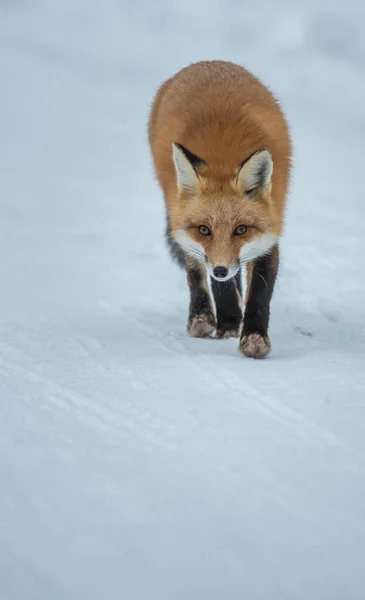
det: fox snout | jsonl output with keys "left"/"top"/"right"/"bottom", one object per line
{"left": 213, "top": 266, "right": 228, "bottom": 279}
{"left": 207, "top": 261, "right": 240, "bottom": 282}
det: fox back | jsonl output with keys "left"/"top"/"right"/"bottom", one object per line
{"left": 148, "top": 60, "right": 291, "bottom": 280}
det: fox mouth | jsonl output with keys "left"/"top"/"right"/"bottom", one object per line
{"left": 206, "top": 264, "right": 240, "bottom": 282}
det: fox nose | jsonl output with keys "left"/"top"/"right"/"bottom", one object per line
{"left": 213, "top": 266, "right": 228, "bottom": 279}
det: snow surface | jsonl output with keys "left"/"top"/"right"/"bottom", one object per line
{"left": 1, "top": 1, "right": 365, "bottom": 598}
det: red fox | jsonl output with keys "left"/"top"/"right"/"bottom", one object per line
{"left": 148, "top": 61, "right": 291, "bottom": 358}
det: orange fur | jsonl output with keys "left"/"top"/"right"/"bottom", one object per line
{"left": 148, "top": 61, "right": 291, "bottom": 355}
{"left": 148, "top": 60, "right": 291, "bottom": 328}
{"left": 149, "top": 60, "right": 291, "bottom": 245}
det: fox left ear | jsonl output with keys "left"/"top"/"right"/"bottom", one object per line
{"left": 237, "top": 149, "right": 273, "bottom": 196}
{"left": 172, "top": 143, "right": 205, "bottom": 194}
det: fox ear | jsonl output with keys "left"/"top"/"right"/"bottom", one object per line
{"left": 172, "top": 143, "right": 204, "bottom": 194}
{"left": 237, "top": 149, "right": 273, "bottom": 196}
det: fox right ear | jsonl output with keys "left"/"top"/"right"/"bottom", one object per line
{"left": 172, "top": 143, "right": 204, "bottom": 194}
{"left": 237, "top": 148, "right": 273, "bottom": 196}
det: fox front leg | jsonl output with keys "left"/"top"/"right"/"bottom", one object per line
{"left": 240, "top": 245, "right": 279, "bottom": 359}
{"left": 210, "top": 273, "right": 243, "bottom": 338}
{"left": 186, "top": 259, "right": 216, "bottom": 338}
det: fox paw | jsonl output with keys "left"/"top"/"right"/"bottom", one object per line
{"left": 239, "top": 333, "right": 271, "bottom": 359}
{"left": 187, "top": 313, "right": 216, "bottom": 338}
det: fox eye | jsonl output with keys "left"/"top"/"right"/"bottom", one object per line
{"left": 233, "top": 225, "right": 248, "bottom": 236}
{"left": 198, "top": 225, "right": 211, "bottom": 236}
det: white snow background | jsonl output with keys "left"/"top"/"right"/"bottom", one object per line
{"left": 1, "top": 1, "right": 365, "bottom": 599}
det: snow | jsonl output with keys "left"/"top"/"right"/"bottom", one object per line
{"left": 1, "top": 1, "right": 365, "bottom": 598}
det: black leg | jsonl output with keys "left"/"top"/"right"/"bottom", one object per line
{"left": 240, "top": 244, "right": 279, "bottom": 358}
{"left": 211, "top": 272, "right": 243, "bottom": 338}
{"left": 186, "top": 261, "right": 216, "bottom": 338}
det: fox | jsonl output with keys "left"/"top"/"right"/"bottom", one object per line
{"left": 148, "top": 60, "right": 291, "bottom": 358}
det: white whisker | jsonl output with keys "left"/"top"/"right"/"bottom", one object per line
{"left": 240, "top": 232, "right": 278, "bottom": 264}
{"left": 255, "top": 271, "right": 268, "bottom": 286}
{"left": 174, "top": 230, "right": 206, "bottom": 264}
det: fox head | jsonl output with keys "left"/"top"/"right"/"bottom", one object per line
{"left": 171, "top": 142, "right": 279, "bottom": 281}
